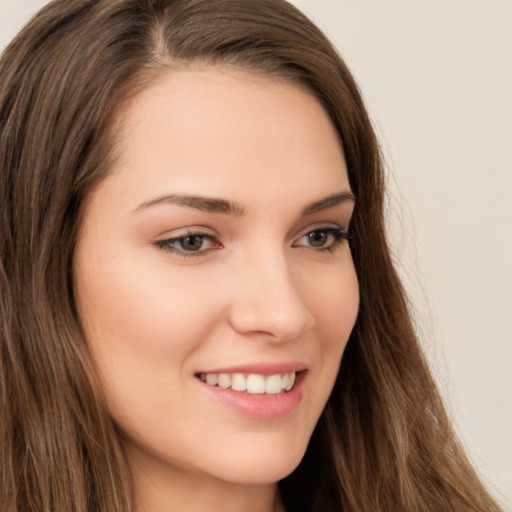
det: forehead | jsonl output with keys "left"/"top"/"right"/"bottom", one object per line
{"left": 102, "top": 66, "right": 349, "bottom": 212}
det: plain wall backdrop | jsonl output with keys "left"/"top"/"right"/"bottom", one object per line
{"left": 1, "top": 0, "right": 511, "bottom": 508}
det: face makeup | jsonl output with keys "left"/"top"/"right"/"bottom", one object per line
{"left": 74, "top": 66, "right": 359, "bottom": 508}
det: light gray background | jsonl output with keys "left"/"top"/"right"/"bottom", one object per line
{"left": 1, "top": 0, "right": 511, "bottom": 508}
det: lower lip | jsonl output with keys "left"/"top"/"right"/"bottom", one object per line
{"left": 198, "top": 372, "right": 306, "bottom": 420}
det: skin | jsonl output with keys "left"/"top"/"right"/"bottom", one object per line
{"left": 74, "top": 66, "right": 359, "bottom": 512}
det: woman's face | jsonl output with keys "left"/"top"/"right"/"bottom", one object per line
{"left": 74, "top": 67, "right": 359, "bottom": 490}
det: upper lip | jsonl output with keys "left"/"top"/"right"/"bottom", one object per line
{"left": 197, "top": 361, "right": 308, "bottom": 376}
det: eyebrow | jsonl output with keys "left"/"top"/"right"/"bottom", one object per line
{"left": 133, "top": 194, "right": 246, "bottom": 216}
{"left": 133, "top": 190, "right": 355, "bottom": 216}
{"left": 301, "top": 191, "right": 355, "bottom": 215}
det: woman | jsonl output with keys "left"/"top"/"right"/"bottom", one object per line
{"left": 0, "top": 0, "right": 502, "bottom": 511}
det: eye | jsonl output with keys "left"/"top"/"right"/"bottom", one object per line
{"left": 154, "top": 232, "right": 221, "bottom": 257}
{"left": 293, "top": 227, "right": 349, "bottom": 252}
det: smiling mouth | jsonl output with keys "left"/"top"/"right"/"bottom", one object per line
{"left": 197, "top": 371, "right": 301, "bottom": 395}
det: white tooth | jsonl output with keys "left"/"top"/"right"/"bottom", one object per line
{"left": 231, "top": 373, "right": 247, "bottom": 392}
{"left": 218, "top": 373, "right": 231, "bottom": 389}
{"left": 285, "top": 372, "right": 295, "bottom": 391}
{"left": 200, "top": 373, "right": 207, "bottom": 382}
{"left": 265, "top": 374, "right": 283, "bottom": 394}
{"left": 246, "top": 374, "right": 265, "bottom": 394}
{"left": 206, "top": 374, "right": 218, "bottom": 386}
{"left": 281, "top": 373, "right": 289, "bottom": 391}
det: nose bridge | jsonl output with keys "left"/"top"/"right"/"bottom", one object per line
{"left": 229, "top": 244, "right": 315, "bottom": 341}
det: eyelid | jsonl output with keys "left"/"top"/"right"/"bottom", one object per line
{"left": 294, "top": 222, "right": 349, "bottom": 240}
{"left": 154, "top": 224, "right": 217, "bottom": 238}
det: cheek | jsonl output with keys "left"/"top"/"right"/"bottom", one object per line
{"left": 78, "top": 245, "right": 212, "bottom": 339}
{"left": 299, "top": 257, "right": 359, "bottom": 391}
{"left": 74, "top": 259, "right": 227, "bottom": 451}
{"left": 74, "top": 246, "right": 222, "bottom": 400}
{"left": 307, "top": 260, "right": 359, "bottom": 402}
{"left": 305, "top": 261, "right": 359, "bottom": 347}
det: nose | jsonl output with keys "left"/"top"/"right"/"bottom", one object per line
{"left": 227, "top": 248, "right": 315, "bottom": 342}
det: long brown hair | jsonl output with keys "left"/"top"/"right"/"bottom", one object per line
{"left": 0, "top": 1, "right": 502, "bottom": 510}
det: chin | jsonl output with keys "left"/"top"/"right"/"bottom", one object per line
{"left": 199, "top": 436, "right": 309, "bottom": 486}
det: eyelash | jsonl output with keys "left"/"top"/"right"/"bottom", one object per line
{"left": 154, "top": 227, "right": 350, "bottom": 258}
{"left": 154, "top": 231, "right": 219, "bottom": 258}
{"left": 293, "top": 227, "right": 350, "bottom": 253}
